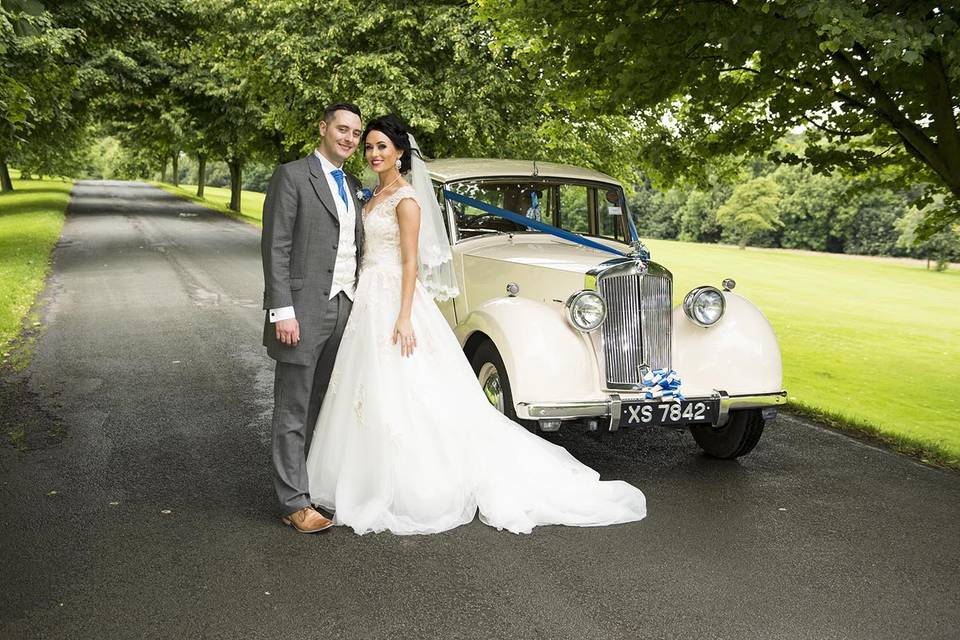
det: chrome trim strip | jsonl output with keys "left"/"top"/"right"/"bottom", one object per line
{"left": 725, "top": 392, "right": 788, "bottom": 410}
{"left": 516, "top": 391, "right": 787, "bottom": 424}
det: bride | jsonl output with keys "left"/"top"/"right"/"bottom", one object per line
{"left": 306, "top": 115, "right": 646, "bottom": 535}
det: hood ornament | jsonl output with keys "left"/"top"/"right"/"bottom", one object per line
{"left": 629, "top": 239, "right": 650, "bottom": 261}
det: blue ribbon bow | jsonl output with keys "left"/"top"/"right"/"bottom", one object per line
{"left": 640, "top": 369, "right": 684, "bottom": 401}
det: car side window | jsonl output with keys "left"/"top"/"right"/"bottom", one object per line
{"left": 597, "top": 188, "right": 626, "bottom": 241}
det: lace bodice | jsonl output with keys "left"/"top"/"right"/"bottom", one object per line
{"left": 361, "top": 186, "right": 418, "bottom": 271}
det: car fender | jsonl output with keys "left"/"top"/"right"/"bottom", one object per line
{"left": 454, "top": 297, "right": 601, "bottom": 405}
{"left": 672, "top": 292, "right": 783, "bottom": 397}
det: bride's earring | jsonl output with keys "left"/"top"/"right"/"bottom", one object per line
{"left": 395, "top": 158, "right": 402, "bottom": 170}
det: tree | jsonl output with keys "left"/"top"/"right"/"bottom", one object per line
{"left": 771, "top": 164, "right": 852, "bottom": 252}
{"left": 174, "top": 1, "right": 294, "bottom": 211}
{"left": 0, "top": 1, "right": 82, "bottom": 190}
{"left": 897, "top": 197, "right": 960, "bottom": 270}
{"left": 675, "top": 187, "right": 726, "bottom": 244}
{"left": 716, "top": 177, "right": 782, "bottom": 248}
{"left": 477, "top": 0, "right": 960, "bottom": 238}
{"left": 195, "top": 0, "right": 645, "bottom": 186}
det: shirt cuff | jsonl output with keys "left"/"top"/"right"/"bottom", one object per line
{"left": 269, "top": 306, "right": 296, "bottom": 323}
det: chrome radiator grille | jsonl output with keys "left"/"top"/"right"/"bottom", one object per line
{"left": 599, "top": 272, "right": 672, "bottom": 386}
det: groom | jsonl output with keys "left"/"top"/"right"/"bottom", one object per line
{"left": 261, "top": 102, "right": 364, "bottom": 533}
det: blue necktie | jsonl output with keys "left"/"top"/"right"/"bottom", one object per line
{"left": 331, "top": 169, "right": 349, "bottom": 207}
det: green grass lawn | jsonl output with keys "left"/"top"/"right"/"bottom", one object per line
{"left": 646, "top": 238, "right": 960, "bottom": 467}
{"left": 0, "top": 172, "right": 72, "bottom": 355}
{"left": 155, "top": 183, "right": 266, "bottom": 227}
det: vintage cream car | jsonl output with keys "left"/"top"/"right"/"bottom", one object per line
{"left": 426, "top": 158, "right": 787, "bottom": 459}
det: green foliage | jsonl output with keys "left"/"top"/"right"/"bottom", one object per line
{"left": 843, "top": 189, "right": 907, "bottom": 256}
{"left": 716, "top": 176, "right": 782, "bottom": 248}
{"left": 181, "top": 0, "right": 643, "bottom": 183}
{"left": 0, "top": 1, "right": 83, "bottom": 180}
{"left": 897, "top": 198, "right": 960, "bottom": 270}
{"left": 629, "top": 186, "right": 681, "bottom": 241}
{"left": 773, "top": 164, "right": 852, "bottom": 252}
{"left": 674, "top": 188, "right": 726, "bottom": 244}
{"left": 477, "top": 0, "right": 960, "bottom": 237}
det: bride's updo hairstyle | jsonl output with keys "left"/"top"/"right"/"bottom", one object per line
{"left": 362, "top": 114, "right": 413, "bottom": 174}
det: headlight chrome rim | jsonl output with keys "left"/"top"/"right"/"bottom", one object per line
{"left": 565, "top": 290, "right": 607, "bottom": 332}
{"left": 683, "top": 286, "right": 726, "bottom": 327}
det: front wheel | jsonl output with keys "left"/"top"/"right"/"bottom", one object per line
{"left": 689, "top": 409, "right": 765, "bottom": 459}
{"left": 469, "top": 340, "right": 536, "bottom": 431}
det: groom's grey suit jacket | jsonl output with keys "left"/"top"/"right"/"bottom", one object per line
{"left": 261, "top": 153, "right": 364, "bottom": 365}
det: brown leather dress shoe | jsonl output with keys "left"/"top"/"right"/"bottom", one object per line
{"left": 281, "top": 506, "right": 334, "bottom": 533}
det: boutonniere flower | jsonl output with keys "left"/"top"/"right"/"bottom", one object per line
{"left": 356, "top": 187, "right": 373, "bottom": 202}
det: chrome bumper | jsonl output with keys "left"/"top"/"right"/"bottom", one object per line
{"left": 516, "top": 391, "right": 788, "bottom": 431}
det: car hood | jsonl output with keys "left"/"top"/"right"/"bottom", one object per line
{"left": 455, "top": 234, "right": 633, "bottom": 274}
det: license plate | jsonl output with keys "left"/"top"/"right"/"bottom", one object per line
{"left": 620, "top": 399, "right": 719, "bottom": 427}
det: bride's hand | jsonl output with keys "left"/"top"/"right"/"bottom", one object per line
{"left": 392, "top": 317, "right": 417, "bottom": 357}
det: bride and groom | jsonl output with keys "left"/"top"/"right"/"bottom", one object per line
{"left": 261, "top": 102, "right": 646, "bottom": 535}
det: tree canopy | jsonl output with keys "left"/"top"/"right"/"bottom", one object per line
{"left": 3, "top": 0, "right": 958, "bottom": 259}
{"left": 477, "top": 0, "right": 960, "bottom": 238}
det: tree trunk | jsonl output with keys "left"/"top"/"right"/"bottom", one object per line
{"left": 171, "top": 152, "right": 180, "bottom": 187}
{"left": 228, "top": 158, "right": 243, "bottom": 212}
{"left": 0, "top": 158, "right": 12, "bottom": 192}
{"left": 160, "top": 156, "right": 168, "bottom": 183}
{"left": 196, "top": 154, "right": 206, "bottom": 198}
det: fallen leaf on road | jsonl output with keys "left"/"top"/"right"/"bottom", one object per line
{"left": 47, "top": 490, "right": 58, "bottom": 496}
{"left": 160, "top": 509, "right": 172, "bottom": 514}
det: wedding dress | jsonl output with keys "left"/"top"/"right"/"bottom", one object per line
{"left": 305, "top": 186, "right": 647, "bottom": 535}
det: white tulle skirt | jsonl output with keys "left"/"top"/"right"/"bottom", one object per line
{"left": 306, "top": 264, "right": 647, "bottom": 535}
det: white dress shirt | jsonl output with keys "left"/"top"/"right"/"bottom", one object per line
{"left": 268, "top": 150, "right": 357, "bottom": 323}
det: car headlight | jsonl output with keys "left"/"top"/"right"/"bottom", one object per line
{"left": 566, "top": 290, "right": 606, "bottom": 331}
{"left": 683, "top": 286, "right": 725, "bottom": 327}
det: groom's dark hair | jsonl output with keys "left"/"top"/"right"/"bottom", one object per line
{"left": 323, "top": 102, "right": 362, "bottom": 123}
{"left": 362, "top": 114, "right": 413, "bottom": 173}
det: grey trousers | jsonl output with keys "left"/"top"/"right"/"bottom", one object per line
{"left": 271, "top": 291, "right": 352, "bottom": 514}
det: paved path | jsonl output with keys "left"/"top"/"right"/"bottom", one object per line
{"left": 1, "top": 181, "right": 959, "bottom": 640}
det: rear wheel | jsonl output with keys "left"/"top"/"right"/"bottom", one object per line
{"left": 469, "top": 340, "right": 535, "bottom": 430}
{"left": 689, "top": 409, "right": 765, "bottom": 459}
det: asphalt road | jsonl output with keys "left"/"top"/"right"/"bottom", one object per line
{"left": 1, "top": 181, "right": 959, "bottom": 640}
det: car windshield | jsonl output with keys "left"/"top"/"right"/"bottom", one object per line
{"left": 442, "top": 179, "right": 633, "bottom": 242}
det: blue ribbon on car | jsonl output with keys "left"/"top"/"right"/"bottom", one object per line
{"left": 443, "top": 189, "right": 638, "bottom": 258}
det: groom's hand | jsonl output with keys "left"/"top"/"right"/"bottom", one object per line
{"left": 276, "top": 318, "right": 300, "bottom": 346}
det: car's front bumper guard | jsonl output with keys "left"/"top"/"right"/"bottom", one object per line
{"left": 517, "top": 391, "right": 788, "bottom": 431}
